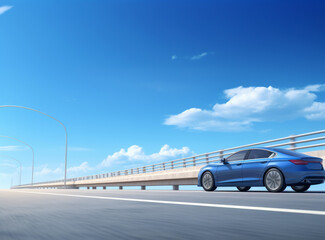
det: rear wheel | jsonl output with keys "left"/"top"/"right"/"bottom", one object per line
{"left": 237, "top": 186, "right": 251, "bottom": 192}
{"left": 291, "top": 184, "right": 310, "bottom": 192}
{"left": 201, "top": 171, "right": 216, "bottom": 191}
{"left": 264, "top": 168, "right": 286, "bottom": 192}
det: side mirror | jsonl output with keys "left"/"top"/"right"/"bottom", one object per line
{"left": 221, "top": 158, "right": 227, "bottom": 163}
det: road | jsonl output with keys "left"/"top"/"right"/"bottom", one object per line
{"left": 1, "top": 189, "right": 325, "bottom": 240}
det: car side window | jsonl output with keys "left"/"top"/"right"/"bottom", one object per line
{"left": 247, "top": 149, "right": 273, "bottom": 160}
{"left": 226, "top": 150, "right": 248, "bottom": 161}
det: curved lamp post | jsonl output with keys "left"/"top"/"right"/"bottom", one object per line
{"left": 0, "top": 105, "right": 68, "bottom": 187}
{"left": 0, "top": 136, "right": 34, "bottom": 184}
{"left": 0, "top": 155, "right": 22, "bottom": 185}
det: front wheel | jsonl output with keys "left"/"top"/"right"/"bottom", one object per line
{"left": 264, "top": 168, "right": 286, "bottom": 192}
{"left": 201, "top": 171, "right": 216, "bottom": 191}
{"left": 237, "top": 186, "right": 251, "bottom": 192}
{"left": 291, "top": 185, "right": 310, "bottom": 192}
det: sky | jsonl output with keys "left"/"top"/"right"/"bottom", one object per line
{"left": 0, "top": 0, "right": 325, "bottom": 189}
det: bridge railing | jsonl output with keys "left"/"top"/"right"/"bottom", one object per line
{"left": 17, "top": 129, "right": 325, "bottom": 187}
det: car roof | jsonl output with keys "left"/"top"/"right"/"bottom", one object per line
{"left": 242, "top": 147, "right": 312, "bottom": 158}
{"left": 233, "top": 147, "right": 275, "bottom": 152}
{"left": 242, "top": 147, "right": 286, "bottom": 152}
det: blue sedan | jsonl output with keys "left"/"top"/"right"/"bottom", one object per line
{"left": 198, "top": 147, "right": 325, "bottom": 192}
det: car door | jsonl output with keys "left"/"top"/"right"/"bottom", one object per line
{"left": 242, "top": 149, "right": 274, "bottom": 185}
{"left": 217, "top": 150, "right": 249, "bottom": 186}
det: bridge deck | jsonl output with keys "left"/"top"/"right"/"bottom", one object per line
{"left": 1, "top": 189, "right": 325, "bottom": 240}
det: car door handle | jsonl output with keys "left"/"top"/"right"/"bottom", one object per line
{"left": 261, "top": 161, "right": 267, "bottom": 164}
{"left": 236, "top": 163, "right": 242, "bottom": 166}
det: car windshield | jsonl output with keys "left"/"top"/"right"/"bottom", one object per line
{"left": 273, "top": 148, "right": 310, "bottom": 158}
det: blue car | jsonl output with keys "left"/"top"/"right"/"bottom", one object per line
{"left": 198, "top": 147, "right": 325, "bottom": 192}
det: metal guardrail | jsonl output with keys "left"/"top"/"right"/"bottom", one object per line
{"left": 16, "top": 129, "right": 325, "bottom": 187}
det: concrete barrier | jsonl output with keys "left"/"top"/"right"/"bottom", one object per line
{"left": 15, "top": 166, "right": 202, "bottom": 189}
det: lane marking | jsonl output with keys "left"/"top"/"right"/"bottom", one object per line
{"left": 11, "top": 190, "right": 325, "bottom": 216}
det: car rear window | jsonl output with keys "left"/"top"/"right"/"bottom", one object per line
{"left": 273, "top": 148, "right": 310, "bottom": 158}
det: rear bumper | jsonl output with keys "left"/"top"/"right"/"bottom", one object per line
{"left": 285, "top": 170, "right": 325, "bottom": 185}
{"left": 298, "top": 176, "right": 325, "bottom": 185}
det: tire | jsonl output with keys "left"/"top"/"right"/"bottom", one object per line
{"left": 201, "top": 171, "right": 217, "bottom": 191}
{"left": 264, "top": 168, "right": 286, "bottom": 192}
{"left": 291, "top": 184, "right": 310, "bottom": 192}
{"left": 237, "top": 186, "right": 251, "bottom": 192}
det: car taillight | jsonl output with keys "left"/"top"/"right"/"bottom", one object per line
{"left": 289, "top": 160, "right": 320, "bottom": 165}
{"left": 289, "top": 160, "right": 309, "bottom": 165}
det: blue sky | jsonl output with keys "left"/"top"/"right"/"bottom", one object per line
{"left": 0, "top": 0, "right": 325, "bottom": 189}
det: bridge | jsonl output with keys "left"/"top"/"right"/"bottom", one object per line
{"left": 3, "top": 130, "right": 325, "bottom": 240}
{"left": 12, "top": 130, "right": 325, "bottom": 190}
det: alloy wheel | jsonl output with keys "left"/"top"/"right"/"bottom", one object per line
{"left": 201, "top": 172, "right": 216, "bottom": 191}
{"left": 264, "top": 168, "right": 286, "bottom": 192}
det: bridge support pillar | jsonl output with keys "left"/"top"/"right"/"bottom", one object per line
{"left": 173, "top": 185, "right": 179, "bottom": 190}
{"left": 92, "top": 187, "right": 97, "bottom": 190}
{"left": 119, "top": 186, "right": 123, "bottom": 190}
{"left": 103, "top": 186, "right": 106, "bottom": 190}
{"left": 141, "top": 185, "right": 146, "bottom": 190}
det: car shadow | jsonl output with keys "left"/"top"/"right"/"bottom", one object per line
{"left": 215, "top": 190, "right": 325, "bottom": 194}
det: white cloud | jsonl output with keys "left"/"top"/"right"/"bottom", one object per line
{"left": 68, "top": 162, "right": 92, "bottom": 173}
{"left": 304, "top": 84, "right": 325, "bottom": 92}
{"left": 100, "top": 144, "right": 192, "bottom": 167}
{"left": 304, "top": 102, "right": 325, "bottom": 120}
{"left": 164, "top": 84, "right": 325, "bottom": 131}
{"left": 0, "top": 145, "right": 27, "bottom": 151}
{"left": 0, "top": 6, "right": 13, "bottom": 15}
{"left": 171, "top": 52, "right": 213, "bottom": 61}
{"left": 191, "top": 52, "right": 208, "bottom": 60}
{"left": 36, "top": 167, "right": 62, "bottom": 176}
{"left": 0, "top": 173, "right": 10, "bottom": 177}
{"left": 0, "top": 163, "right": 17, "bottom": 168}
{"left": 33, "top": 144, "right": 192, "bottom": 178}
{"left": 35, "top": 162, "right": 92, "bottom": 177}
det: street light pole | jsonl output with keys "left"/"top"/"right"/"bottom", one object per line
{"left": 0, "top": 155, "right": 23, "bottom": 185}
{"left": 0, "top": 136, "right": 34, "bottom": 184}
{"left": 0, "top": 105, "right": 68, "bottom": 187}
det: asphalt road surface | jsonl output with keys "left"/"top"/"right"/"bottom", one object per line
{"left": 1, "top": 189, "right": 325, "bottom": 240}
